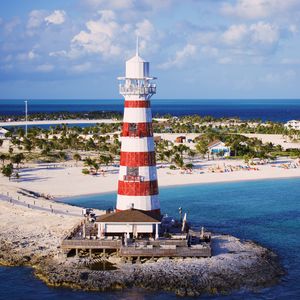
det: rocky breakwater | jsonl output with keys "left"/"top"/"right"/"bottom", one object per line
{"left": 35, "top": 235, "right": 284, "bottom": 297}
{"left": 0, "top": 199, "right": 284, "bottom": 297}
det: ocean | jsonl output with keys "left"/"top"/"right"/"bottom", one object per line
{"left": 1, "top": 178, "right": 299, "bottom": 299}
{"left": 1, "top": 99, "right": 300, "bottom": 122}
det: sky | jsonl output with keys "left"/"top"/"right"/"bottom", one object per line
{"left": 0, "top": 0, "right": 299, "bottom": 100}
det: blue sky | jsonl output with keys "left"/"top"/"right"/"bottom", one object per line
{"left": 0, "top": 0, "right": 299, "bottom": 99}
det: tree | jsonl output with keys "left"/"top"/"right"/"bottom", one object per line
{"left": 73, "top": 153, "right": 81, "bottom": 166}
{"left": 173, "top": 153, "right": 184, "bottom": 169}
{"left": 11, "top": 153, "right": 25, "bottom": 169}
{"left": 0, "top": 153, "right": 7, "bottom": 166}
{"left": 2, "top": 163, "right": 13, "bottom": 181}
{"left": 195, "top": 140, "right": 209, "bottom": 159}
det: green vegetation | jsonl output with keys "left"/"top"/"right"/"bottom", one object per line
{"left": 0, "top": 114, "right": 299, "bottom": 174}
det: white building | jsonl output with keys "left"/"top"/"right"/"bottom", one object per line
{"left": 0, "top": 127, "right": 8, "bottom": 139}
{"left": 95, "top": 208, "right": 161, "bottom": 240}
{"left": 208, "top": 140, "right": 230, "bottom": 157}
{"left": 284, "top": 120, "right": 300, "bottom": 130}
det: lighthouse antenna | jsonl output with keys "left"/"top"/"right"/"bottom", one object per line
{"left": 136, "top": 35, "right": 139, "bottom": 56}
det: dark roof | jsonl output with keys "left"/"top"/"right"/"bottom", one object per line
{"left": 96, "top": 208, "right": 161, "bottom": 223}
{"left": 208, "top": 139, "right": 222, "bottom": 148}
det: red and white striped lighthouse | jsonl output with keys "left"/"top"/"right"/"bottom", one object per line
{"left": 116, "top": 42, "right": 160, "bottom": 214}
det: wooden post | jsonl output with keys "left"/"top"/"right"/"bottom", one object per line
{"left": 155, "top": 223, "right": 159, "bottom": 240}
{"left": 89, "top": 248, "right": 92, "bottom": 258}
{"left": 97, "top": 223, "right": 101, "bottom": 239}
{"left": 83, "top": 223, "right": 86, "bottom": 238}
{"left": 75, "top": 248, "right": 79, "bottom": 257}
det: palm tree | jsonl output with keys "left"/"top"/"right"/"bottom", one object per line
{"left": 2, "top": 163, "right": 13, "bottom": 181}
{"left": 73, "top": 153, "right": 81, "bottom": 166}
{"left": 0, "top": 153, "right": 7, "bottom": 166}
{"left": 11, "top": 153, "right": 25, "bottom": 169}
{"left": 173, "top": 153, "right": 184, "bottom": 169}
{"left": 195, "top": 140, "right": 208, "bottom": 159}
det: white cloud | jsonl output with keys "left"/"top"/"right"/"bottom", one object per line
{"left": 36, "top": 64, "right": 54, "bottom": 72}
{"left": 250, "top": 22, "right": 279, "bottom": 44}
{"left": 81, "top": 0, "right": 172, "bottom": 11}
{"left": 159, "top": 44, "right": 197, "bottom": 69}
{"left": 71, "top": 10, "right": 121, "bottom": 56}
{"left": 4, "top": 17, "right": 20, "bottom": 34}
{"left": 71, "top": 62, "right": 92, "bottom": 73}
{"left": 16, "top": 50, "right": 37, "bottom": 61}
{"left": 222, "top": 0, "right": 299, "bottom": 19}
{"left": 27, "top": 10, "right": 47, "bottom": 29}
{"left": 134, "top": 19, "right": 159, "bottom": 53}
{"left": 201, "top": 46, "right": 219, "bottom": 57}
{"left": 218, "top": 57, "right": 232, "bottom": 64}
{"left": 45, "top": 10, "right": 66, "bottom": 25}
{"left": 222, "top": 24, "right": 247, "bottom": 44}
{"left": 221, "top": 22, "right": 279, "bottom": 55}
{"left": 82, "top": 0, "right": 134, "bottom": 10}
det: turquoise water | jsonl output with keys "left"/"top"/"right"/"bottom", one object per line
{"left": 1, "top": 178, "right": 300, "bottom": 299}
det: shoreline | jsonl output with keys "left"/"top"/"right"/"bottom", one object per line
{"left": 57, "top": 174, "right": 300, "bottom": 200}
{"left": 1, "top": 157, "right": 300, "bottom": 200}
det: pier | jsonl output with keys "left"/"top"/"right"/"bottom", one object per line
{"left": 61, "top": 221, "right": 211, "bottom": 258}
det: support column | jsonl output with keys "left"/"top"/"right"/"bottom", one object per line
{"left": 97, "top": 223, "right": 101, "bottom": 239}
{"left": 155, "top": 223, "right": 159, "bottom": 240}
{"left": 83, "top": 223, "right": 86, "bottom": 239}
{"left": 89, "top": 248, "right": 92, "bottom": 258}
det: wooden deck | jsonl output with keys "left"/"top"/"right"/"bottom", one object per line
{"left": 61, "top": 223, "right": 211, "bottom": 258}
{"left": 61, "top": 239, "right": 122, "bottom": 250}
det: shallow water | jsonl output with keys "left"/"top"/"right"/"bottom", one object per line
{"left": 1, "top": 178, "right": 300, "bottom": 299}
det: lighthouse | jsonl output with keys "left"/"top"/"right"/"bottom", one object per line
{"left": 116, "top": 41, "right": 160, "bottom": 215}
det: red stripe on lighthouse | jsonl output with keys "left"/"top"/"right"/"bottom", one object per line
{"left": 118, "top": 180, "right": 158, "bottom": 196}
{"left": 122, "top": 122, "right": 153, "bottom": 137}
{"left": 120, "top": 151, "right": 156, "bottom": 167}
{"left": 125, "top": 100, "right": 150, "bottom": 108}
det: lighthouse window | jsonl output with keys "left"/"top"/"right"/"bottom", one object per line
{"left": 127, "top": 167, "right": 139, "bottom": 177}
{"left": 129, "top": 123, "right": 137, "bottom": 134}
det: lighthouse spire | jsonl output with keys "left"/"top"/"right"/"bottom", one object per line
{"left": 136, "top": 35, "right": 139, "bottom": 56}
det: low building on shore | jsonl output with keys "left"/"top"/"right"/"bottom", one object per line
{"left": 208, "top": 140, "right": 230, "bottom": 157}
{"left": 284, "top": 120, "right": 300, "bottom": 130}
{"left": 95, "top": 208, "right": 161, "bottom": 240}
{"left": 175, "top": 136, "right": 186, "bottom": 143}
{"left": 0, "top": 127, "right": 8, "bottom": 139}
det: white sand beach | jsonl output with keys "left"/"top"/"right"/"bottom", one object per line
{"left": 1, "top": 157, "right": 299, "bottom": 200}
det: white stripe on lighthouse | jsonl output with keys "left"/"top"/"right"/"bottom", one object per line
{"left": 118, "top": 166, "right": 157, "bottom": 181}
{"left": 123, "top": 108, "right": 152, "bottom": 123}
{"left": 121, "top": 137, "right": 155, "bottom": 152}
{"left": 116, "top": 195, "right": 160, "bottom": 211}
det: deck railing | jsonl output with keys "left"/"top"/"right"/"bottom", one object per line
{"left": 120, "top": 245, "right": 211, "bottom": 257}
{"left": 119, "top": 85, "right": 156, "bottom": 95}
{"left": 62, "top": 239, "right": 122, "bottom": 249}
